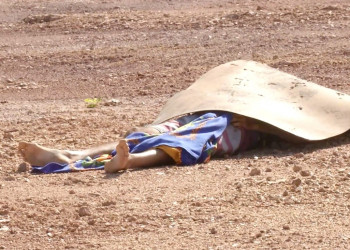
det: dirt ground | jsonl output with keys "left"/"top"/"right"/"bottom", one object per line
{"left": 0, "top": 0, "right": 350, "bottom": 249}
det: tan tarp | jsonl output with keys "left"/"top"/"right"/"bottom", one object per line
{"left": 154, "top": 60, "right": 350, "bottom": 141}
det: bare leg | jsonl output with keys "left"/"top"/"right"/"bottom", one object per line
{"left": 18, "top": 125, "right": 163, "bottom": 167}
{"left": 18, "top": 141, "right": 118, "bottom": 166}
{"left": 104, "top": 140, "right": 173, "bottom": 173}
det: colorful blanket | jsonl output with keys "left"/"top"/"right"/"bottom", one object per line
{"left": 31, "top": 112, "right": 232, "bottom": 174}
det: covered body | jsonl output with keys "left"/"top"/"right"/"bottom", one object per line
{"left": 154, "top": 60, "right": 350, "bottom": 141}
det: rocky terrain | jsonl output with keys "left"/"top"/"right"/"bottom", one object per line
{"left": 0, "top": 0, "right": 349, "bottom": 249}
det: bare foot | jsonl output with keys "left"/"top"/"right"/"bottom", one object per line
{"left": 104, "top": 140, "right": 132, "bottom": 173}
{"left": 18, "top": 142, "right": 72, "bottom": 166}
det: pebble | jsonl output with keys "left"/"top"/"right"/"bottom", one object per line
{"left": 103, "top": 99, "right": 121, "bottom": 106}
{"left": 294, "top": 153, "right": 304, "bottom": 158}
{"left": 249, "top": 168, "right": 261, "bottom": 176}
{"left": 4, "top": 176, "right": 15, "bottom": 181}
{"left": 282, "top": 225, "right": 290, "bottom": 230}
{"left": 292, "top": 178, "right": 302, "bottom": 187}
{"left": 235, "top": 181, "right": 243, "bottom": 189}
{"left": 0, "top": 226, "right": 9, "bottom": 232}
{"left": 88, "top": 219, "right": 96, "bottom": 225}
{"left": 300, "top": 170, "right": 311, "bottom": 177}
{"left": 3, "top": 133, "right": 14, "bottom": 140}
{"left": 304, "top": 179, "right": 313, "bottom": 185}
{"left": 293, "top": 165, "right": 302, "bottom": 172}
{"left": 17, "top": 162, "right": 30, "bottom": 172}
{"left": 68, "top": 177, "right": 82, "bottom": 184}
{"left": 0, "top": 208, "right": 9, "bottom": 216}
{"left": 210, "top": 227, "right": 217, "bottom": 234}
{"left": 255, "top": 232, "right": 262, "bottom": 238}
{"left": 102, "top": 200, "right": 116, "bottom": 206}
{"left": 268, "top": 195, "right": 280, "bottom": 202}
{"left": 282, "top": 190, "right": 289, "bottom": 196}
{"left": 265, "top": 168, "right": 272, "bottom": 172}
{"left": 78, "top": 206, "right": 91, "bottom": 217}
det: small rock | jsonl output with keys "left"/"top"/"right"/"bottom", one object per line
{"left": 78, "top": 206, "right": 91, "bottom": 217}
{"left": 282, "top": 190, "right": 289, "bottom": 196}
{"left": 69, "top": 190, "right": 75, "bottom": 194}
{"left": 249, "top": 168, "right": 261, "bottom": 176}
{"left": 235, "top": 181, "right": 243, "bottom": 189}
{"left": 210, "top": 227, "right": 217, "bottom": 234}
{"left": 17, "top": 162, "right": 30, "bottom": 173}
{"left": 300, "top": 170, "right": 311, "bottom": 177}
{"left": 3, "top": 133, "right": 14, "bottom": 140}
{"left": 103, "top": 99, "right": 121, "bottom": 106}
{"left": 64, "top": 180, "right": 71, "bottom": 186}
{"left": 293, "top": 165, "right": 302, "bottom": 172}
{"left": 0, "top": 209, "right": 9, "bottom": 216}
{"left": 294, "top": 153, "right": 304, "bottom": 158}
{"left": 69, "top": 177, "right": 81, "bottom": 184}
{"left": 88, "top": 219, "right": 96, "bottom": 225}
{"left": 318, "top": 187, "right": 326, "bottom": 192}
{"left": 265, "top": 168, "right": 272, "bottom": 172}
{"left": 282, "top": 225, "right": 290, "bottom": 230}
{"left": 23, "top": 14, "right": 63, "bottom": 24}
{"left": 102, "top": 200, "right": 116, "bottom": 206}
{"left": 0, "top": 226, "right": 9, "bottom": 232}
{"left": 338, "top": 168, "right": 346, "bottom": 174}
{"left": 292, "top": 178, "right": 302, "bottom": 187}
{"left": 304, "top": 179, "right": 313, "bottom": 185}
{"left": 47, "top": 232, "right": 53, "bottom": 237}
{"left": 4, "top": 176, "right": 15, "bottom": 181}
{"left": 268, "top": 195, "right": 281, "bottom": 202}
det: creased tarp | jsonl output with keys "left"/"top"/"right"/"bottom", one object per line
{"left": 153, "top": 60, "right": 350, "bottom": 141}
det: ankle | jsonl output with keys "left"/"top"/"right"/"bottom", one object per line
{"left": 124, "top": 154, "right": 136, "bottom": 169}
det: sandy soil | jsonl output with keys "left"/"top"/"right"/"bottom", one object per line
{"left": 1, "top": 0, "right": 350, "bottom": 249}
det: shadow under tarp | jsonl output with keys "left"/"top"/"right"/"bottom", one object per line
{"left": 153, "top": 60, "right": 350, "bottom": 141}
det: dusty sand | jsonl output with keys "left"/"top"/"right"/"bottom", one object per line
{"left": 0, "top": 0, "right": 350, "bottom": 249}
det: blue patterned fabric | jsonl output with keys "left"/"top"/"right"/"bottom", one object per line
{"left": 126, "top": 112, "right": 232, "bottom": 165}
{"left": 31, "top": 112, "right": 232, "bottom": 173}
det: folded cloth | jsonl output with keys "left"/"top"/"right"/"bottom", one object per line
{"left": 31, "top": 112, "right": 231, "bottom": 174}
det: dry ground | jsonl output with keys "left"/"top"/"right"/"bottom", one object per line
{"left": 0, "top": 0, "right": 350, "bottom": 249}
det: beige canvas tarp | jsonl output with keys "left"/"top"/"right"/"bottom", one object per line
{"left": 153, "top": 60, "right": 350, "bottom": 141}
